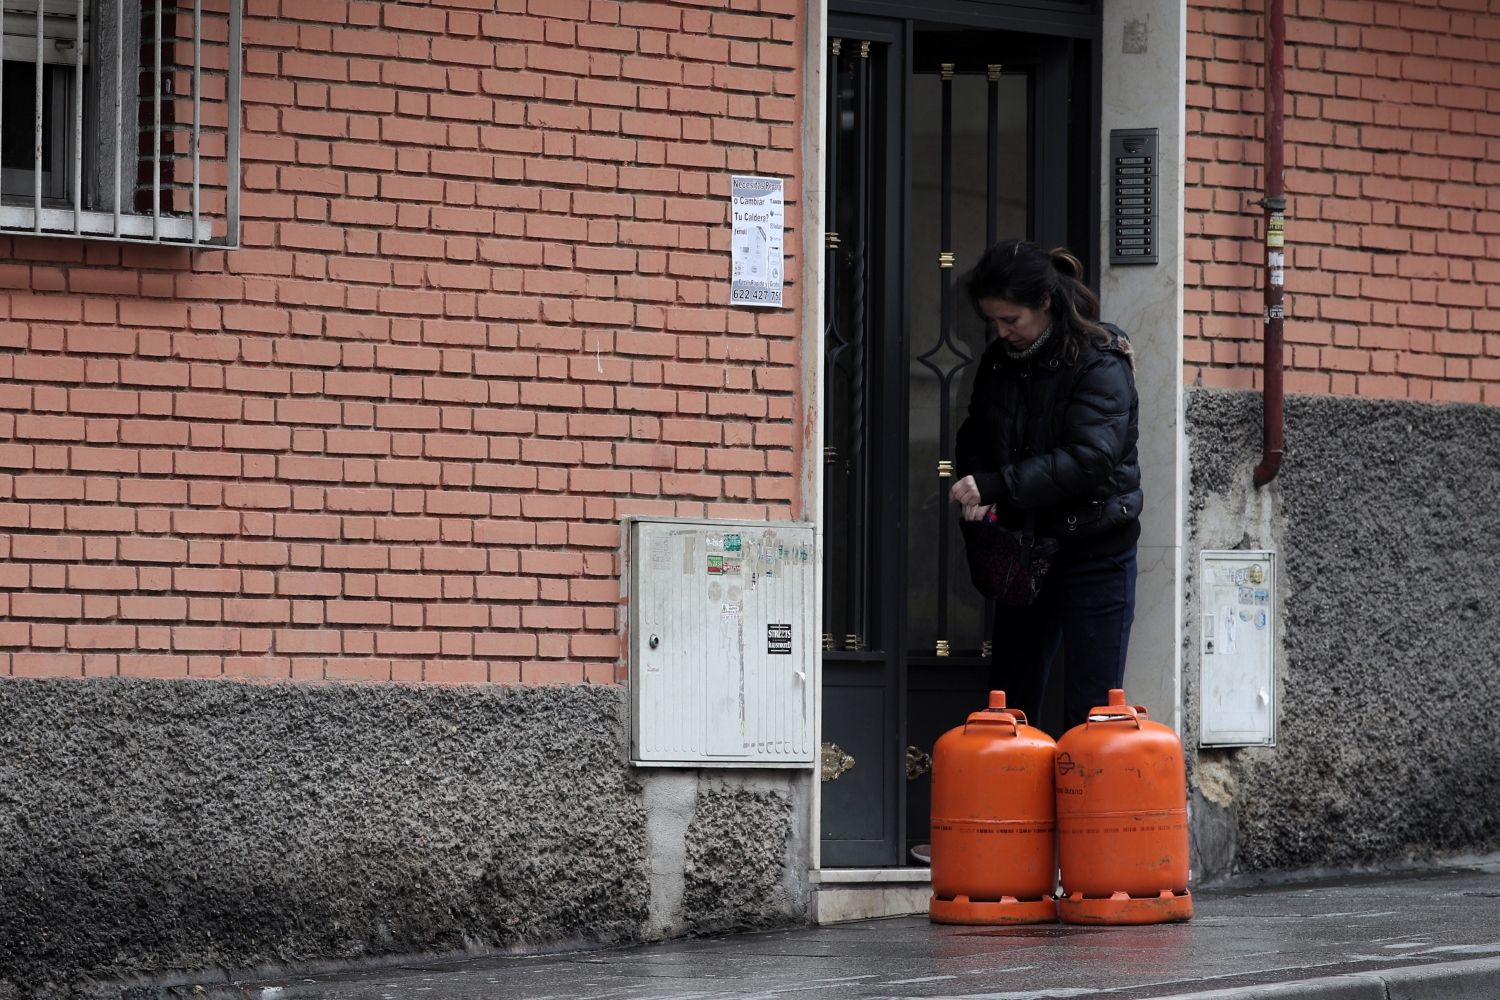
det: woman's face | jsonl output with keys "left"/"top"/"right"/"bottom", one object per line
{"left": 977, "top": 296, "right": 1051, "bottom": 350}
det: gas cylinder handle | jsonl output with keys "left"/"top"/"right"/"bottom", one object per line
{"left": 1085, "top": 689, "right": 1145, "bottom": 729}
{"left": 1085, "top": 708, "right": 1143, "bottom": 730}
{"left": 964, "top": 713, "right": 1020, "bottom": 737}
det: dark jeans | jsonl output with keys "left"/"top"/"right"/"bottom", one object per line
{"left": 987, "top": 546, "right": 1138, "bottom": 736}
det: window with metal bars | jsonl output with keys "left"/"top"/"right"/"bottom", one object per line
{"left": 0, "top": 0, "right": 240, "bottom": 246}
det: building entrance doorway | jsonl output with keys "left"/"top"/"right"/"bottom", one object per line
{"left": 819, "top": 3, "right": 1098, "bottom": 868}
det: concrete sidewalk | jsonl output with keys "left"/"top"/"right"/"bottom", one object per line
{"left": 166, "top": 859, "right": 1500, "bottom": 1000}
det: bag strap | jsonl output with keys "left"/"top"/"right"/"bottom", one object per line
{"left": 1019, "top": 507, "right": 1036, "bottom": 550}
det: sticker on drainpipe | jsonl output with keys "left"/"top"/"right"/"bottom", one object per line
{"left": 1266, "top": 216, "right": 1285, "bottom": 247}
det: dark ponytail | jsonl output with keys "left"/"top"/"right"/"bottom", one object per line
{"left": 964, "top": 239, "right": 1114, "bottom": 364}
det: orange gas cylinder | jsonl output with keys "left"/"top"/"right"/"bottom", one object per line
{"left": 1054, "top": 688, "right": 1193, "bottom": 925}
{"left": 929, "top": 690, "right": 1057, "bottom": 925}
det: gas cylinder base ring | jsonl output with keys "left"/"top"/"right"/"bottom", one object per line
{"left": 929, "top": 894, "right": 1058, "bottom": 925}
{"left": 1057, "top": 889, "right": 1193, "bottom": 925}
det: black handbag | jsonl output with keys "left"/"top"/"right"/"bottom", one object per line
{"left": 959, "top": 508, "right": 1058, "bottom": 606}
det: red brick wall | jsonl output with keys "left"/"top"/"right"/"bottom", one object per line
{"left": 0, "top": 1, "right": 805, "bottom": 684}
{"left": 1185, "top": 0, "right": 1500, "bottom": 403}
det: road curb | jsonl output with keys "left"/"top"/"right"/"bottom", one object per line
{"left": 1149, "top": 956, "right": 1500, "bottom": 1000}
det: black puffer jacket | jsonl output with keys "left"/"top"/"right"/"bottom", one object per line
{"left": 954, "top": 323, "right": 1141, "bottom": 558}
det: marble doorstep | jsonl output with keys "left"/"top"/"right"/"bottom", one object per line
{"left": 809, "top": 867, "right": 932, "bottom": 924}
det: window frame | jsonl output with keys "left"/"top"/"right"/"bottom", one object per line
{"left": 0, "top": 61, "right": 75, "bottom": 203}
{"left": 0, "top": 0, "right": 241, "bottom": 247}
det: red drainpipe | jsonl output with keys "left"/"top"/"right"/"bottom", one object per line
{"left": 1253, "top": 0, "right": 1286, "bottom": 488}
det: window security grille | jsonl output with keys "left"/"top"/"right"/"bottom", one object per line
{"left": 0, "top": 0, "right": 241, "bottom": 246}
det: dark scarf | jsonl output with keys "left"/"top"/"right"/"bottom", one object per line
{"left": 1002, "top": 323, "right": 1054, "bottom": 362}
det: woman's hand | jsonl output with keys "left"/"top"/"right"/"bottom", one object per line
{"left": 960, "top": 503, "right": 994, "bottom": 522}
{"left": 950, "top": 475, "right": 992, "bottom": 521}
{"left": 948, "top": 474, "right": 983, "bottom": 508}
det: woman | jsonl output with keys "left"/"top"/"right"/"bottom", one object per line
{"left": 949, "top": 239, "right": 1142, "bottom": 734}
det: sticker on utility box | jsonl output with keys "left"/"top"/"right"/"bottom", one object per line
{"left": 767, "top": 623, "right": 792, "bottom": 655}
{"left": 706, "top": 555, "right": 742, "bottom": 576}
{"left": 707, "top": 534, "right": 742, "bottom": 552}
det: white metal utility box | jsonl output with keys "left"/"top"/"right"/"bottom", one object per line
{"left": 1199, "top": 549, "right": 1278, "bottom": 748}
{"left": 622, "top": 517, "right": 817, "bottom": 767}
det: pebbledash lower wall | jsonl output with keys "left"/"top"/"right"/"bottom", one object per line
{"left": 0, "top": 679, "right": 808, "bottom": 998}
{"left": 1184, "top": 388, "right": 1500, "bottom": 879}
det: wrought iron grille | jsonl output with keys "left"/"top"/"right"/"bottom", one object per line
{"left": 822, "top": 36, "right": 873, "bottom": 654}
{"left": 0, "top": 0, "right": 241, "bottom": 245}
{"left": 822, "top": 38, "right": 1032, "bottom": 664}
{"left": 906, "top": 62, "right": 1029, "bottom": 661}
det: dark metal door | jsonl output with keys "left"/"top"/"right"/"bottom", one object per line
{"left": 819, "top": 15, "right": 907, "bottom": 868}
{"left": 821, "top": 9, "right": 1097, "bottom": 868}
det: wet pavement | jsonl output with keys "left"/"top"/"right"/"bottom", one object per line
{"left": 185, "top": 859, "right": 1500, "bottom": 1000}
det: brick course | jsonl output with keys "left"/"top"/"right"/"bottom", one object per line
{"left": 0, "top": 1, "right": 804, "bottom": 684}
{"left": 1185, "top": 0, "right": 1500, "bottom": 403}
